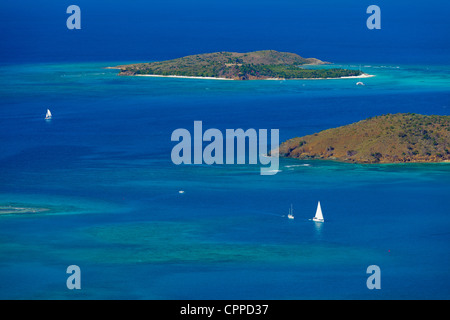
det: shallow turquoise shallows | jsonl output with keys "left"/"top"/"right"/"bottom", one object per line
{"left": 0, "top": 62, "right": 449, "bottom": 299}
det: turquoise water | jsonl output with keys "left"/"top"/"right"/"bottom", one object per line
{"left": 0, "top": 63, "right": 449, "bottom": 299}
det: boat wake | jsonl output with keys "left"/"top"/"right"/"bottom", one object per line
{"left": 284, "top": 164, "right": 311, "bottom": 168}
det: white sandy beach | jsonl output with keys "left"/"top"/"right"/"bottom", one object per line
{"left": 339, "top": 73, "right": 376, "bottom": 79}
{"left": 133, "top": 73, "right": 375, "bottom": 81}
{"left": 107, "top": 66, "right": 375, "bottom": 81}
{"left": 135, "top": 74, "right": 234, "bottom": 80}
{"left": 294, "top": 73, "right": 376, "bottom": 80}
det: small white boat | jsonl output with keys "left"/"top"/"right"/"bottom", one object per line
{"left": 45, "top": 109, "right": 52, "bottom": 120}
{"left": 312, "top": 201, "right": 324, "bottom": 222}
{"left": 287, "top": 204, "right": 294, "bottom": 219}
{"left": 356, "top": 81, "right": 365, "bottom": 86}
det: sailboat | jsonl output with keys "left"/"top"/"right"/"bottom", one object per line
{"left": 45, "top": 109, "right": 52, "bottom": 120}
{"left": 312, "top": 201, "right": 324, "bottom": 222}
{"left": 287, "top": 204, "right": 294, "bottom": 219}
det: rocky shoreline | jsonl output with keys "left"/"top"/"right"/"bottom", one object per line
{"left": 279, "top": 113, "right": 450, "bottom": 164}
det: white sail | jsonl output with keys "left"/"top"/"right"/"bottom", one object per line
{"left": 288, "top": 204, "right": 294, "bottom": 219}
{"left": 313, "top": 201, "right": 324, "bottom": 221}
{"left": 45, "top": 109, "right": 52, "bottom": 119}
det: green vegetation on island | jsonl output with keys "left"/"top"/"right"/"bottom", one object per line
{"left": 279, "top": 113, "right": 450, "bottom": 164}
{"left": 115, "top": 50, "right": 365, "bottom": 80}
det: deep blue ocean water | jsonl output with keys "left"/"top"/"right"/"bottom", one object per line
{"left": 0, "top": 63, "right": 449, "bottom": 299}
{"left": 0, "top": 0, "right": 449, "bottom": 300}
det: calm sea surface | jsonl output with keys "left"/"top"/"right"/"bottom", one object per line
{"left": 0, "top": 62, "right": 449, "bottom": 299}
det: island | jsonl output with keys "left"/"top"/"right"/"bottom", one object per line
{"left": 278, "top": 113, "right": 450, "bottom": 164}
{"left": 113, "top": 50, "right": 369, "bottom": 80}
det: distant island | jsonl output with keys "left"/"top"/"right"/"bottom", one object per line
{"left": 279, "top": 113, "right": 450, "bottom": 164}
{"left": 113, "top": 50, "right": 369, "bottom": 80}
